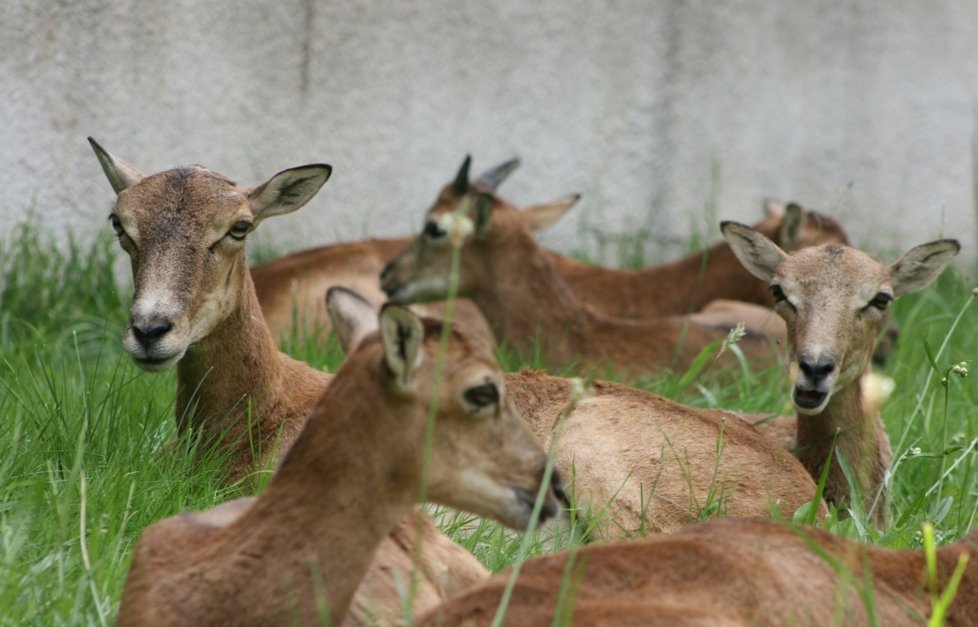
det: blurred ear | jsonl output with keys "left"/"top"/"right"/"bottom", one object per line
{"left": 778, "top": 203, "right": 804, "bottom": 249}
{"left": 475, "top": 157, "right": 520, "bottom": 191}
{"left": 473, "top": 193, "right": 495, "bottom": 237}
{"left": 720, "top": 221, "right": 788, "bottom": 282}
{"left": 379, "top": 304, "right": 424, "bottom": 388}
{"left": 889, "top": 240, "right": 960, "bottom": 297}
{"left": 88, "top": 137, "right": 144, "bottom": 194}
{"left": 763, "top": 198, "right": 786, "bottom": 219}
{"left": 246, "top": 164, "right": 332, "bottom": 224}
{"left": 325, "top": 287, "right": 379, "bottom": 354}
{"left": 452, "top": 155, "right": 471, "bottom": 196}
{"left": 521, "top": 194, "right": 581, "bottom": 232}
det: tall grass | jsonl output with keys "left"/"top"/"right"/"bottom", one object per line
{"left": 0, "top": 220, "right": 975, "bottom": 624}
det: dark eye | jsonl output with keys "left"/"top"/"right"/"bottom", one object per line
{"left": 227, "top": 220, "right": 252, "bottom": 241}
{"left": 109, "top": 214, "right": 126, "bottom": 237}
{"left": 769, "top": 284, "right": 787, "bottom": 303}
{"left": 423, "top": 221, "right": 447, "bottom": 239}
{"left": 464, "top": 383, "right": 499, "bottom": 408}
{"left": 869, "top": 292, "right": 892, "bottom": 311}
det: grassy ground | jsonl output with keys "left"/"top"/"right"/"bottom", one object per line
{"left": 0, "top": 222, "right": 976, "bottom": 625}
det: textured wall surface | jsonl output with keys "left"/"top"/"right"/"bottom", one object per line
{"left": 2, "top": 1, "right": 977, "bottom": 268}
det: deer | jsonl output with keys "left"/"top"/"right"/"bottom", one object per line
{"left": 421, "top": 516, "right": 978, "bottom": 626}
{"left": 117, "top": 293, "right": 564, "bottom": 626}
{"left": 721, "top": 222, "right": 960, "bottom": 524}
{"left": 332, "top": 289, "right": 822, "bottom": 540}
{"left": 251, "top": 157, "right": 532, "bottom": 348}
{"left": 88, "top": 139, "right": 491, "bottom": 626}
{"left": 379, "top": 181, "right": 783, "bottom": 379}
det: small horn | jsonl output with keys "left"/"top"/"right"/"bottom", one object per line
{"left": 453, "top": 155, "right": 472, "bottom": 195}
{"left": 475, "top": 157, "right": 521, "bottom": 192}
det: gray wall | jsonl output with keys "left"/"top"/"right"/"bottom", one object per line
{"left": 3, "top": 0, "right": 977, "bottom": 269}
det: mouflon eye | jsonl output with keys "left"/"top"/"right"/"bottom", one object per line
{"left": 227, "top": 220, "right": 253, "bottom": 241}
{"left": 423, "top": 220, "right": 447, "bottom": 239}
{"left": 109, "top": 214, "right": 126, "bottom": 237}
{"left": 464, "top": 382, "right": 499, "bottom": 408}
{"left": 869, "top": 292, "right": 893, "bottom": 311}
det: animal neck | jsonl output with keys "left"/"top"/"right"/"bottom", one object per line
{"left": 472, "top": 228, "right": 592, "bottom": 361}
{"left": 175, "top": 261, "right": 299, "bottom": 443}
{"left": 213, "top": 365, "right": 421, "bottom": 624}
{"left": 795, "top": 373, "right": 891, "bottom": 520}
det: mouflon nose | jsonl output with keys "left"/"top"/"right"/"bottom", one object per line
{"left": 798, "top": 353, "right": 835, "bottom": 383}
{"left": 131, "top": 317, "right": 173, "bottom": 348}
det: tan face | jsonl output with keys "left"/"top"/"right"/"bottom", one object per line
{"left": 770, "top": 245, "right": 892, "bottom": 414}
{"left": 722, "top": 220, "right": 959, "bottom": 416}
{"left": 420, "top": 340, "right": 562, "bottom": 529}
{"left": 329, "top": 292, "right": 563, "bottom": 530}
{"left": 110, "top": 168, "right": 256, "bottom": 370}
{"left": 380, "top": 186, "right": 499, "bottom": 303}
{"left": 89, "top": 138, "right": 331, "bottom": 371}
{"left": 380, "top": 156, "right": 577, "bottom": 304}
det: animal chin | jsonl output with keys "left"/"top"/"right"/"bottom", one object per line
{"left": 124, "top": 340, "right": 187, "bottom": 372}
{"left": 130, "top": 352, "right": 184, "bottom": 372}
{"left": 793, "top": 387, "right": 830, "bottom": 414}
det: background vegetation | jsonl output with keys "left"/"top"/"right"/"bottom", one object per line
{"left": 0, "top": 222, "right": 975, "bottom": 625}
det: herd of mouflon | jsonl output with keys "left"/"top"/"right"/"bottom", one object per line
{"left": 87, "top": 138, "right": 975, "bottom": 626}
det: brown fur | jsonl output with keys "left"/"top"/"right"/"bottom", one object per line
{"left": 551, "top": 202, "right": 849, "bottom": 317}
{"left": 505, "top": 370, "right": 822, "bottom": 538}
{"left": 421, "top": 518, "right": 978, "bottom": 626}
{"left": 251, "top": 166, "right": 843, "bottom": 354}
{"left": 723, "top": 223, "right": 960, "bottom": 524}
{"left": 119, "top": 312, "right": 559, "bottom": 626}
{"left": 329, "top": 292, "right": 821, "bottom": 542}
{"left": 382, "top": 203, "right": 782, "bottom": 379}
{"left": 251, "top": 237, "right": 496, "bottom": 347}
{"left": 89, "top": 140, "right": 489, "bottom": 626}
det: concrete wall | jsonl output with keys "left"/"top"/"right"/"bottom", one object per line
{"left": 3, "top": 0, "right": 977, "bottom": 270}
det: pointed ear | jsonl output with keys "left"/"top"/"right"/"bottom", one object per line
{"left": 452, "top": 155, "right": 472, "bottom": 196}
{"left": 475, "top": 157, "right": 520, "bottom": 191}
{"left": 720, "top": 221, "right": 788, "bottom": 282}
{"left": 88, "top": 137, "right": 144, "bottom": 194}
{"left": 379, "top": 304, "right": 424, "bottom": 388}
{"left": 889, "top": 239, "right": 960, "bottom": 297}
{"left": 473, "top": 194, "right": 495, "bottom": 237}
{"left": 763, "top": 198, "right": 785, "bottom": 219}
{"left": 246, "top": 164, "right": 332, "bottom": 223}
{"left": 325, "top": 287, "right": 379, "bottom": 354}
{"left": 778, "top": 203, "right": 805, "bottom": 250}
{"left": 521, "top": 194, "right": 580, "bottom": 232}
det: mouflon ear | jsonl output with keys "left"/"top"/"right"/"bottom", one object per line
{"left": 88, "top": 137, "right": 145, "bottom": 194}
{"left": 452, "top": 155, "right": 472, "bottom": 196}
{"left": 521, "top": 194, "right": 581, "bottom": 232}
{"left": 777, "top": 203, "right": 805, "bottom": 249}
{"left": 325, "top": 287, "right": 379, "bottom": 354}
{"left": 379, "top": 303, "right": 424, "bottom": 389}
{"left": 720, "top": 220, "right": 788, "bottom": 282}
{"left": 763, "top": 198, "right": 785, "bottom": 219}
{"left": 475, "top": 157, "right": 520, "bottom": 192}
{"left": 889, "top": 240, "right": 960, "bottom": 297}
{"left": 246, "top": 164, "right": 332, "bottom": 224}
